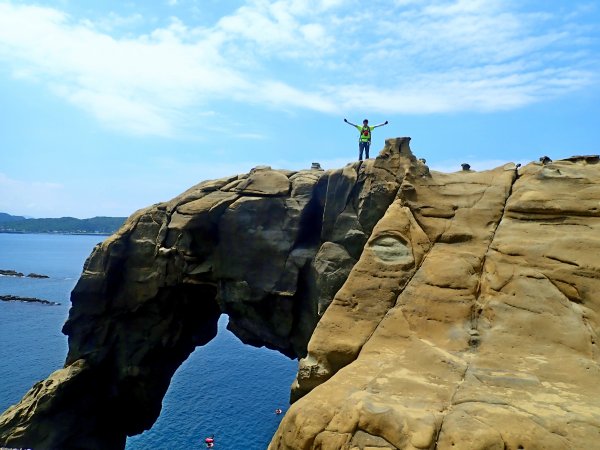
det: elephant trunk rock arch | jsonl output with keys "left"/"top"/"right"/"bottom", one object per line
{"left": 5, "top": 144, "right": 598, "bottom": 450}
{"left": 0, "top": 138, "right": 419, "bottom": 449}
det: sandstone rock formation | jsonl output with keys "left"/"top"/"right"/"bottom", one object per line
{"left": 273, "top": 154, "right": 600, "bottom": 449}
{"left": 1, "top": 139, "right": 599, "bottom": 450}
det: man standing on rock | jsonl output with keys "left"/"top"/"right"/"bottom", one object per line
{"left": 344, "top": 118, "right": 388, "bottom": 161}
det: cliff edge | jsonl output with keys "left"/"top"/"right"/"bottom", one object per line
{"left": 1, "top": 140, "right": 599, "bottom": 449}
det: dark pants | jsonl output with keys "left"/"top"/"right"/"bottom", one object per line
{"left": 359, "top": 141, "right": 370, "bottom": 160}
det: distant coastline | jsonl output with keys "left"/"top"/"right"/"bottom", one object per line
{"left": 0, "top": 212, "right": 125, "bottom": 235}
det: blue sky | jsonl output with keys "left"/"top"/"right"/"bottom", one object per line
{"left": 1, "top": 0, "right": 599, "bottom": 218}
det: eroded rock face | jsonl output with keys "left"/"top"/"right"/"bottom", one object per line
{"left": 0, "top": 138, "right": 418, "bottom": 449}
{"left": 1, "top": 143, "right": 599, "bottom": 450}
{"left": 272, "top": 157, "right": 600, "bottom": 449}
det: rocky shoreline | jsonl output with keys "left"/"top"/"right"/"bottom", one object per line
{"left": 0, "top": 295, "right": 60, "bottom": 306}
{"left": 0, "top": 270, "right": 49, "bottom": 279}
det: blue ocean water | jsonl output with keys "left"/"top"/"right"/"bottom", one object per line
{"left": 0, "top": 234, "right": 298, "bottom": 449}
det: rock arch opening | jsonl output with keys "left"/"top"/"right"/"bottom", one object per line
{"left": 125, "top": 314, "right": 297, "bottom": 449}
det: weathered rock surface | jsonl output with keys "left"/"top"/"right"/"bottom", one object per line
{"left": 272, "top": 156, "right": 600, "bottom": 449}
{"left": 0, "top": 138, "right": 418, "bottom": 449}
{"left": 0, "top": 269, "right": 49, "bottom": 278}
{"left": 0, "top": 294, "right": 59, "bottom": 305}
{"left": 0, "top": 269, "right": 24, "bottom": 277}
{"left": 1, "top": 142, "right": 599, "bottom": 450}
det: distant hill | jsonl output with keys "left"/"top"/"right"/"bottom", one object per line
{"left": 0, "top": 212, "right": 27, "bottom": 222}
{"left": 0, "top": 213, "right": 126, "bottom": 235}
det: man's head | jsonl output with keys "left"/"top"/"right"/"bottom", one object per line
{"left": 363, "top": 119, "right": 368, "bottom": 125}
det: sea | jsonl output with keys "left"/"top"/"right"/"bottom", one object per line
{"left": 0, "top": 233, "right": 298, "bottom": 450}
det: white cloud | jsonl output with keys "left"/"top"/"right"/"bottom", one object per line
{"left": 0, "top": 173, "right": 66, "bottom": 217}
{"left": 255, "top": 81, "right": 338, "bottom": 112}
{"left": 81, "top": 12, "right": 144, "bottom": 33}
{"left": 0, "top": 1, "right": 596, "bottom": 136}
{"left": 56, "top": 86, "right": 175, "bottom": 136}
{"left": 0, "top": 172, "right": 169, "bottom": 218}
{"left": 333, "top": 64, "right": 593, "bottom": 114}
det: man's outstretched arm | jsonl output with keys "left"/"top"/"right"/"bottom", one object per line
{"left": 373, "top": 120, "right": 389, "bottom": 128}
{"left": 344, "top": 118, "right": 358, "bottom": 127}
